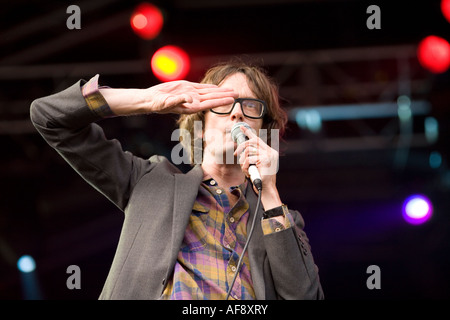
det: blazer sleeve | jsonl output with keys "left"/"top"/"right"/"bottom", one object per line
{"left": 30, "top": 79, "right": 154, "bottom": 211}
{"left": 263, "top": 209, "right": 324, "bottom": 299}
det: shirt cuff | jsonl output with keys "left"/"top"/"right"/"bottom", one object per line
{"left": 81, "top": 74, "right": 115, "bottom": 118}
{"left": 261, "top": 208, "right": 294, "bottom": 235}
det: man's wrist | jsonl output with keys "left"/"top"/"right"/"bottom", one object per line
{"left": 263, "top": 204, "right": 288, "bottom": 219}
{"left": 260, "top": 184, "right": 282, "bottom": 211}
{"left": 82, "top": 74, "right": 115, "bottom": 118}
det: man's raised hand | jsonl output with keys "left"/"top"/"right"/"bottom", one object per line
{"left": 146, "top": 80, "right": 238, "bottom": 114}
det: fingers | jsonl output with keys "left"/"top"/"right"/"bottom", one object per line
{"left": 195, "top": 87, "right": 238, "bottom": 110}
{"left": 240, "top": 144, "right": 260, "bottom": 163}
{"left": 234, "top": 139, "right": 262, "bottom": 158}
{"left": 184, "top": 96, "right": 235, "bottom": 114}
{"left": 190, "top": 82, "right": 237, "bottom": 99}
{"left": 180, "top": 82, "right": 238, "bottom": 113}
{"left": 235, "top": 135, "right": 279, "bottom": 179}
{"left": 240, "top": 154, "right": 260, "bottom": 179}
{"left": 236, "top": 141, "right": 261, "bottom": 178}
{"left": 240, "top": 124, "right": 258, "bottom": 138}
{"left": 198, "top": 97, "right": 235, "bottom": 110}
{"left": 191, "top": 82, "right": 223, "bottom": 89}
{"left": 197, "top": 90, "right": 237, "bottom": 101}
{"left": 196, "top": 86, "right": 236, "bottom": 95}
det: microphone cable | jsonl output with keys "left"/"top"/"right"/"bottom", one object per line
{"left": 225, "top": 185, "right": 262, "bottom": 300}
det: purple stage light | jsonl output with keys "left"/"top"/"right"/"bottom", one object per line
{"left": 402, "top": 194, "right": 433, "bottom": 225}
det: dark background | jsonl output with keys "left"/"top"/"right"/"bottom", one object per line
{"left": 1, "top": 0, "right": 449, "bottom": 300}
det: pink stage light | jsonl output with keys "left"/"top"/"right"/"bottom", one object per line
{"left": 402, "top": 194, "right": 433, "bottom": 225}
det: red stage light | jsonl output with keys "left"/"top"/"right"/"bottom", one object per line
{"left": 151, "top": 45, "right": 190, "bottom": 82}
{"left": 442, "top": 0, "right": 450, "bottom": 23}
{"left": 417, "top": 35, "right": 450, "bottom": 73}
{"left": 130, "top": 3, "right": 163, "bottom": 40}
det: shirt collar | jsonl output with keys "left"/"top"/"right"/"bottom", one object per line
{"left": 202, "top": 175, "right": 248, "bottom": 196}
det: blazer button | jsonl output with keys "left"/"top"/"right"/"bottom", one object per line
{"left": 162, "top": 278, "right": 166, "bottom": 285}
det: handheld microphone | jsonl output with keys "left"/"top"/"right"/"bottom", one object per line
{"left": 226, "top": 122, "right": 263, "bottom": 300}
{"left": 231, "top": 122, "right": 263, "bottom": 191}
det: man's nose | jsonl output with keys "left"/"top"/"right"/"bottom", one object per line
{"left": 230, "top": 102, "right": 245, "bottom": 121}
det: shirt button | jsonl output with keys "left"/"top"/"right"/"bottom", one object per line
{"left": 229, "top": 217, "right": 235, "bottom": 223}
{"left": 231, "top": 266, "right": 237, "bottom": 272}
{"left": 210, "top": 180, "right": 216, "bottom": 186}
{"left": 216, "top": 189, "right": 222, "bottom": 195}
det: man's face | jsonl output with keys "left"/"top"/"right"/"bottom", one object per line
{"left": 203, "top": 73, "right": 264, "bottom": 164}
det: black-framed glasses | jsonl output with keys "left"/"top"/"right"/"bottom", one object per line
{"left": 210, "top": 98, "right": 266, "bottom": 119}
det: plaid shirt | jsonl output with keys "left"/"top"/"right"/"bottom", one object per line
{"left": 161, "top": 177, "right": 255, "bottom": 300}
{"left": 81, "top": 75, "right": 294, "bottom": 300}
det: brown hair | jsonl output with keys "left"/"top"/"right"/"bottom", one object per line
{"left": 177, "top": 59, "right": 288, "bottom": 165}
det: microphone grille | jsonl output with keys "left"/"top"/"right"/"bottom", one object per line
{"left": 231, "top": 122, "right": 251, "bottom": 143}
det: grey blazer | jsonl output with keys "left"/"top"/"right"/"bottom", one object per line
{"left": 30, "top": 80, "right": 324, "bottom": 300}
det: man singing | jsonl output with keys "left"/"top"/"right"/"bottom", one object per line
{"left": 30, "top": 60, "right": 323, "bottom": 300}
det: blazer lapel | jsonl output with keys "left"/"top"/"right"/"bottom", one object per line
{"left": 169, "top": 165, "right": 204, "bottom": 267}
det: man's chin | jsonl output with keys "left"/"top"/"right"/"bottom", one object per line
{"left": 210, "top": 145, "right": 238, "bottom": 165}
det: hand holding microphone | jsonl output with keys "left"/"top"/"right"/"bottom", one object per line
{"left": 231, "top": 122, "right": 263, "bottom": 191}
